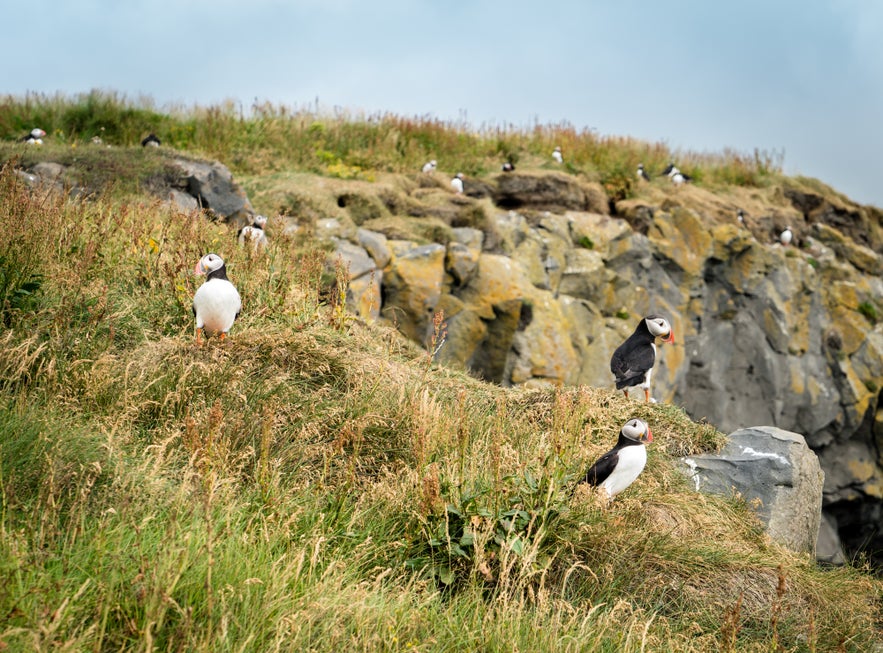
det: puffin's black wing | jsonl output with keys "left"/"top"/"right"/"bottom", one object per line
{"left": 610, "top": 339, "right": 655, "bottom": 389}
{"left": 582, "top": 449, "right": 620, "bottom": 486}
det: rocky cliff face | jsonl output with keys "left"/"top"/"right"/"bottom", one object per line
{"left": 310, "top": 170, "right": 883, "bottom": 566}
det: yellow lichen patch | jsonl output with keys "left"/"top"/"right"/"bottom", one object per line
{"left": 646, "top": 208, "right": 713, "bottom": 278}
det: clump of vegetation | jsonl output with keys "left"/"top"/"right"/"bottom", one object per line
{"left": 0, "top": 109, "right": 879, "bottom": 652}
{"left": 858, "top": 300, "right": 879, "bottom": 324}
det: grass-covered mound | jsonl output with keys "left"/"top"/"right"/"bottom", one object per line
{"left": 0, "top": 159, "right": 880, "bottom": 652}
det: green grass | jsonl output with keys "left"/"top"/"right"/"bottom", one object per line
{"left": 0, "top": 109, "right": 880, "bottom": 651}
{"left": 1, "top": 91, "right": 784, "bottom": 196}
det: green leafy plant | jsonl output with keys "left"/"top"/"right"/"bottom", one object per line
{"left": 858, "top": 301, "right": 879, "bottom": 324}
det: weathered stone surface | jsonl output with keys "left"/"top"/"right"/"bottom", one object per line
{"left": 381, "top": 242, "right": 446, "bottom": 343}
{"left": 171, "top": 158, "right": 253, "bottom": 223}
{"left": 166, "top": 189, "right": 200, "bottom": 212}
{"left": 330, "top": 239, "right": 376, "bottom": 280}
{"left": 493, "top": 172, "right": 608, "bottom": 213}
{"left": 356, "top": 228, "right": 391, "bottom": 268}
{"left": 679, "top": 427, "right": 824, "bottom": 555}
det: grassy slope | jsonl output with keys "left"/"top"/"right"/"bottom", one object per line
{"left": 0, "top": 94, "right": 881, "bottom": 651}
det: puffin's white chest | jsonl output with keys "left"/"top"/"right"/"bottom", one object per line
{"left": 193, "top": 279, "right": 241, "bottom": 335}
{"left": 601, "top": 444, "right": 647, "bottom": 498}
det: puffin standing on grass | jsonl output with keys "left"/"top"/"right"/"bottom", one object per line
{"left": 237, "top": 214, "right": 269, "bottom": 249}
{"left": 451, "top": 172, "right": 465, "bottom": 194}
{"left": 552, "top": 146, "right": 563, "bottom": 164}
{"left": 637, "top": 163, "right": 650, "bottom": 181}
{"left": 610, "top": 315, "right": 674, "bottom": 402}
{"left": 192, "top": 253, "right": 241, "bottom": 345}
{"left": 141, "top": 133, "right": 161, "bottom": 147}
{"left": 581, "top": 418, "right": 653, "bottom": 500}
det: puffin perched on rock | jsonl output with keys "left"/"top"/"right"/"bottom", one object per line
{"left": 581, "top": 418, "right": 653, "bottom": 500}
{"left": 237, "top": 214, "right": 268, "bottom": 249}
{"left": 192, "top": 253, "right": 241, "bottom": 345}
{"left": 610, "top": 315, "right": 674, "bottom": 402}
{"left": 779, "top": 226, "right": 793, "bottom": 246}
{"left": 20, "top": 128, "right": 46, "bottom": 144}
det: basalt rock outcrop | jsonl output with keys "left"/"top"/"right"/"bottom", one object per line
{"left": 315, "top": 171, "right": 883, "bottom": 566}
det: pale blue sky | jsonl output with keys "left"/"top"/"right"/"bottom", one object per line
{"left": 5, "top": 0, "right": 882, "bottom": 207}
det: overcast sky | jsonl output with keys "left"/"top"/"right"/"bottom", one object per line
{"left": 5, "top": 0, "right": 882, "bottom": 207}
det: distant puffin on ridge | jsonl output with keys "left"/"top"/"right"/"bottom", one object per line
{"left": 501, "top": 161, "right": 515, "bottom": 172}
{"left": 20, "top": 128, "right": 46, "bottom": 145}
{"left": 422, "top": 159, "right": 437, "bottom": 173}
{"left": 581, "top": 418, "right": 653, "bottom": 500}
{"left": 451, "top": 172, "right": 464, "bottom": 194}
{"left": 552, "top": 146, "right": 563, "bottom": 164}
{"left": 779, "top": 226, "right": 793, "bottom": 246}
{"left": 141, "top": 133, "right": 161, "bottom": 147}
{"left": 192, "top": 253, "right": 241, "bottom": 344}
{"left": 637, "top": 163, "right": 650, "bottom": 181}
{"left": 610, "top": 315, "right": 674, "bottom": 402}
{"left": 667, "top": 166, "right": 691, "bottom": 186}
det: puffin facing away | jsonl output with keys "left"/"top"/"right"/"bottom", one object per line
{"left": 141, "top": 133, "right": 161, "bottom": 147}
{"left": 192, "top": 254, "right": 241, "bottom": 345}
{"left": 451, "top": 172, "right": 464, "bottom": 194}
{"left": 581, "top": 418, "right": 653, "bottom": 500}
{"left": 610, "top": 315, "right": 674, "bottom": 402}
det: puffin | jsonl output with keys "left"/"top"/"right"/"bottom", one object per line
{"left": 141, "top": 133, "right": 161, "bottom": 147}
{"left": 422, "top": 160, "right": 437, "bottom": 173}
{"left": 779, "top": 226, "right": 793, "bottom": 246}
{"left": 637, "top": 163, "right": 650, "bottom": 181}
{"left": 20, "top": 128, "right": 46, "bottom": 144}
{"left": 237, "top": 214, "right": 268, "bottom": 249}
{"left": 668, "top": 167, "right": 691, "bottom": 186}
{"left": 581, "top": 418, "right": 653, "bottom": 500}
{"left": 737, "top": 209, "right": 745, "bottom": 225}
{"left": 501, "top": 161, "right": 515, "bottom": 172}
{"left": 451, "top": 172, "right": 464, "bottom": 194}
{"left": 610, "top": 315, "right": 674, "bottom": 402}
{"left": 660, "top": 162, "right": 676, "bottom": 176}
{"left": 192, "top": 253, "right": 241, "bottom": 345}
{"left": 552, "top": 146, "right": 563, "bottom": 164}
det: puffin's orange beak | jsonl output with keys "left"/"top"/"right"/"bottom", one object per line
{"left": 645, "top": 426, "right": 653, "bottom": 443}
{"left": 661, "top": 331, "right": 674, "bottom": 344}
{"left": 194, "top": 261, "right": 205, "bottom": 276}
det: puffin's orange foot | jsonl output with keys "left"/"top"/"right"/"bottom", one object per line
{"left": 219, "top": 332, "right": 227, "bottom": 342}
{"left": 644, "top": 389, "right": 651, "bottom": 402}
{"left": 623, "top": 390, "right": 629, "bottom": 399}
{"left": 195, "top": 329, "right": 204, "bottom": 346}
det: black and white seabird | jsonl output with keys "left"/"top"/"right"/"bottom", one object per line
{"left": 237, "top": 214, "right": 269, "bottom": 249}
{"left": 501, "top": 161, "right": 515, "bottom": 172}
{"left": 581, "top": 418, "right": 653, "bottom": 500}
{"left": 780, "top": 226, "right": 793, "bottom": 246}
{"left": 737, "top": 209, "right": 745, "bottom": 224}
{"left": 610, "top": 315, "right": 674, "bottom": 402}
{"left": 192, "top": 253, "right": 241, "bottom": 345}
{"left": 660, "top": 162, "right": 676, "bottom": 176}
{"left": 637, "top": 163, "right": 650, "bottom": 181}
{"left": 552, "top": 146, "right": 563, "bottom": 164}
{"left": 422, "top": 159, "right": 437, "bottom": 173}
{"left": 451, "top": 172, "right": 464, "bottom": 194}
{"left": 668, "top": 167, "right": 691, "bottom": 186}
{"left": 141, "top": 133, "right": 161, "bottom": 147}
{"left": 20, "top": 128, "right": 46, "bottom": 145}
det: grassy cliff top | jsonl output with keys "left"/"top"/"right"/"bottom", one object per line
{"left": 0, "top": 92, "right": 881, "bottom": 651}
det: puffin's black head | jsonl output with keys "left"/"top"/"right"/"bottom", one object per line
{"left": 621, "top": 418, "right": 652, "bottom": 444}
{"left": 643, "top": 315, "right": 674, "bottom": 344}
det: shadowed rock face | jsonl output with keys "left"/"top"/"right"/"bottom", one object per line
{"left": 254, "top": 168, "right": 883, "bottom": 567}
